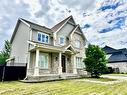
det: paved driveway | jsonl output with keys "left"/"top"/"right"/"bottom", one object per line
{"left": 101, "top": 75, "right": 127, "bottom": 80}
{"left": 75, "top": 74, "right": 127, "bottom": 85}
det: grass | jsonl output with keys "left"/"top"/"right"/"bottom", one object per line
{"left": 0, "top": 77, "right": 127, "bottom": 95}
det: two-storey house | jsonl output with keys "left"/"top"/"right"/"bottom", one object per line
{"left": 8, "top": 16, "right": 87, "bottom": 81}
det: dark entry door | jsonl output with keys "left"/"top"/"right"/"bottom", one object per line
{"left": 62, "top": 55, "right": 66, "bottom": 72}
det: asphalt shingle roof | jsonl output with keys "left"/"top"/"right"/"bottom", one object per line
{"left": 21, "top": 18, "right": 53, "bottom": 34}
{"left": 103, "top": 46, "right": 127, "bottom": 63}
{"left": 51, "top": 16, "right": 72, "bottom": 32}
{"left": 108, "top": 52, "right": 127, "bottom": 63}
{"left": 102, "top": 45, "right": 118, "bottom": 54}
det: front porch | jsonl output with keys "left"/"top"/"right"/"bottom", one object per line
{"left": 26, "top": 45, "right": 78, "bottom": 80}
{"left": 23, "top": 73, "right": 80, "bottom": 82}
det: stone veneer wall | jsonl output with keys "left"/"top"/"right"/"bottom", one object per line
{"left": 107, "top": 62, "right": 127, "bottom": 73}
{"left": 66, "top": 55, "right": 73, "bottom": 73}
{"left": 51, "top": 53, "right": 59, "bottom": 74}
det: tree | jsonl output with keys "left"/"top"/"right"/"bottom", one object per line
{"left": 0, "top": 40, "right": 11, "bottom": 64}
{"left": 84, "top": 44, "right": 108, "bottom": 78}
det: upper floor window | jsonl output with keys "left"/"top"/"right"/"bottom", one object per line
{"left": 59, "top": 36, "right": 65, "bottom": 45}
{"left": 38, "top": 33, "right": 41, "bottom": 41}
{"left": 37, "top": 32, "right": 49, "bottom": 43}
{"left": 75, "top": 40, "right": 81, "bottom": 48}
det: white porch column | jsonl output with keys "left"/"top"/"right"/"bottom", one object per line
{"left": 73, "top": 55, "right": 77, "bottom": 74}
{"left": 58, "top": 52, "right": 62, "bottom": 74}
{"left": 34, "top": 49, "right": 39, "bottom": 76}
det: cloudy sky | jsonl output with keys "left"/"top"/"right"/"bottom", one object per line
{"left": 1, "top": 0, "right": 126, "bottom": 50}
{"left": 0, "top": 0, "right": 97, "bottom": 50}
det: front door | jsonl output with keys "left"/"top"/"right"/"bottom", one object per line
{"left": 62, "top": 55, "right": 66, "bottom": 73}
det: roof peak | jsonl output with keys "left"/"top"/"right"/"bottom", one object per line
{"left": 103, "top": 45, "right": 117, "bottom": 50}
{"left": 51, "top": 15, "right": 75, "bottom": 32}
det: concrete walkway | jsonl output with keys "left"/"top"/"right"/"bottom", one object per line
{"left": 76, "top": 79, "right": 120, "bottom": 85}
{"left": 76, "top": 74, "right": 127, "bottom": 85}
{"left": 101, "top": 75, "right": 127, "bottom": 80}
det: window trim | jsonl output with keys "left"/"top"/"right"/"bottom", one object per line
{"left": 59, "top": 36, "right": 65, "bottom": 45}
{"left": 37, "top": 32, "right": 49, "bottom": 44}
{"left": 37, "top": 32, "right": 42, "bottom": 42}
{"left": 76, "top": 57, "right": 83, "bottom": 69}
{"left": 39, "top": 53, "right": 49, "bottom": 69}
{"left": 75, "top": 40, "right": 81, "bottom": 49}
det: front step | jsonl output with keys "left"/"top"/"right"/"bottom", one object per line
{"left": 21, "top": 73, "right": 82, "bottom": 83}
{"left": 22, "top": 74, "right": 61, "bottom": 83}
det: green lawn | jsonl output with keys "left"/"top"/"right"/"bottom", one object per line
{"left": 0, "top": 78, "right": 127, "bottom": 95}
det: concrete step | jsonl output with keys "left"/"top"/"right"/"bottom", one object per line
{"left": 24, "top": 74, "right": 60, "bottom": 82}
{"left": 60, "top": 74, "right": 80, "bottom": 79}
{"left": 21, "top": 73, "right": 83, "bottom": 83}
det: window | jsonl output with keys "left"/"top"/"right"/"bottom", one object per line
{"left": 38, "top": 33, "right": 41, "bottom": 41}
{"left": 39, "top": 53, "right": 48, "bottom": 69}
{"left": 75, "top": 40, "right": 81, "bottom": 48}
{"left": 76, "top": 57, "right": 83, "bottom": 68}
{"left": 42, "top": 34, "right": 45, "bottom": 42}
{"left": 59, "top": 37, "right": 65, "bottom": 45}
{"left": 45, "top": 35, "right": 49, "bottom": 43}
{"left": 37, "top": 32, "right": 49, "bottom": 43}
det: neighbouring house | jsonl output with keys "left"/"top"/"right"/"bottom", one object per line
{"left": 103, "top": 46, "right": 127, "bottom": 73}
{"left": 7, "top": 16, "right": 87, "bottom": 81}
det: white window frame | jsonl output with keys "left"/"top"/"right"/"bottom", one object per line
{"left": 75, "top": 40, "right": 81, "bottom": 48}
{"left": 59, "top": 36, "right": 65, "bottom": 45}
{"left": 37, "top": 32, "right": 49, "bottom": 44}
{"left": 39, "top": 53, "right": 49, "bottom": 69}
{"left": 76, "top": 57, "right": 83, "bottom": 68}
{"left": 37, "top": 32, "right": 42, "bottom": 42}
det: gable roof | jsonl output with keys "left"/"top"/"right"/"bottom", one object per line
{"left": 10, "top": 16, "right": 84, "bottom": 44}
{"left": 64, "top": 44, "right": 77, "bottom": 54}
{"left": 103, "top": 46, "right": 127, "bottom": 63}
{"left": 69, "top": 24, "right": 86, "bottom": 41}
{"left": 10, "top": 18, "right": 53, "bottom": 43}
{"left": 10, "top": 19, "right": 23, "bottom": 43}
{"left": 51, "top": 15, "right": 74, "bottom": 32}
{"left": 20, "top": 18, "right": 53, "bottom": 34}
{"left": 76, "top": 24, "right": 86, "bottom": 40}
{"left": 102, "top": 45, "right": 118, "bottom": 54}
{"left": 118, "top": 48, "right": 127, "bottom": 54}
{"left": 108, "top": 52, "right": 127, "bottom": 63}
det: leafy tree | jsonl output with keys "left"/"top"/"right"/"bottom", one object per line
{"left": 0, "top": 40, "right": 11, "bottom": 64}
{"left": 84, "top": 44, "right": 108, "bottom": 78}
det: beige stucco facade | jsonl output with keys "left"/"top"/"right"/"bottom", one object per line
{"left": 10, "top": 21, "right": 30, "bottom": 63}
{"left": 9, "top": 16, "right": 87, "bottom": 81}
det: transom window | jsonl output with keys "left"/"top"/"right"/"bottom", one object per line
{"left": 39, "top": 53, "right": 48, "bottom": 69}
{"left": 76, "top": 57, "right": 83, "bottom": 68}
{"left": 37, "top": 32, "right": 49, "bottom": 43}
{"left": 59, "top": 36, "right": 65, "bottom": 45}
{"left": 75, "top": 40, "right": 81, "bottom": 48}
